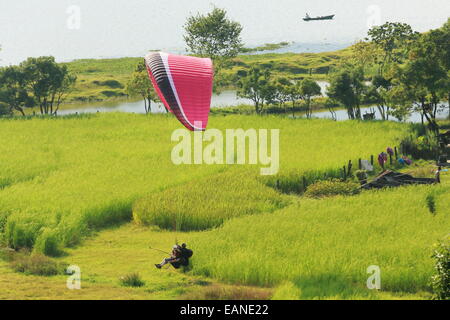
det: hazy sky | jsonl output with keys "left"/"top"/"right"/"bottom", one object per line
{"left": 0, "top": 0, "right": 449, "bottom": 65}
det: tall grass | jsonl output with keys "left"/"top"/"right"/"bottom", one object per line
{"left": 190, "top": 182, "right": 450, "bottom": 298}
{"left": 133, "top": 169, "right": 289, "bottom": 231}
{"left": 0, "top": 113, "right": 409, "bottom": 255}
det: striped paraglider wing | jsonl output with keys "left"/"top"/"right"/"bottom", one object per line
{"left": 144, "top": 52, "right": 213, "bottom": 131}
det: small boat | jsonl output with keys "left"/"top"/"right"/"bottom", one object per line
{"left": 303, "top": 13, "right": 335, "bottom": 21}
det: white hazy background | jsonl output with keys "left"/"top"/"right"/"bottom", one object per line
{"left": 0, "top": 0, "right": 449, "bottom": 66}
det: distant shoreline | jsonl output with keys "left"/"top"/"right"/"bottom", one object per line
{"left": 0, "top": 41, "right": 352, "bottom": 67}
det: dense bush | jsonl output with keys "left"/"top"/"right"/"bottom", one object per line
{"left": 304, "top": 179, "right": 360, "bottom": 198}
{"left": 92, "top": 79, "right": 124, "bottom": 89}
{"left": 9, "top": 252, "right": 64, "bottom": 276}
{"left": 101, "top": 90, "right": 125, "bottom": 97}
{"left": 431, "top": 235, "right": 450, "bottom": 300}
{"left": 400, "top": 133, "right": 440, "bottom": 160}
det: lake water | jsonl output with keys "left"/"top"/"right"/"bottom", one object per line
{"left": 58, "top": 81, "right": 331, "bottom": 115}
{"left": 57, "top": 81, "right": 449, "bottom": 123}
{"left": 310, "top": 105, "right": 449, "bottom": 123}
{"left": 58, "top": 90, "right": 254, "bottom": 115}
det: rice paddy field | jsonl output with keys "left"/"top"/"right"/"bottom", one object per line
{"left": 0, "top": 112, "right": 448, "bottom": 300}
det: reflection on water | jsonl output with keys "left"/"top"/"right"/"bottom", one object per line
{"left": 59, "top": 82, "right": 330, "bottom": 116}
{"left": 310, "top": 105, "right": 449, "bottom": 123}
{"left": 57, "top": 85, "right": 449, "bottom": 124}
{"left": 58, "top": 90, "right": 254, "bottom": 115}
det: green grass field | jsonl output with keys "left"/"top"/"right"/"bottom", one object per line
{"left": 63, "top": 57, "right": 141, "bottom": 102}
{"left": 0, "top": 113, "right": 448, "bottom": 300}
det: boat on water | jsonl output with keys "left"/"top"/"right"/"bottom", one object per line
{"left": 303, "top": 13, "right": 335, "bottom": 21}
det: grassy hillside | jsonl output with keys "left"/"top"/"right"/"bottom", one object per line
{"left": 222, "top": 48, "right": 353, "bottom": 82}
{"left": 63, "top": 57, "right": 141, "bottom": 102}
{"left": 63, "top": 46, "right": 352, "bottom": 103}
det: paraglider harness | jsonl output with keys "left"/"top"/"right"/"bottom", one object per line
{"left": 171, "top": 244, "right": 193, "bottom": 269}
{"left": 152, "top": 244, "right": 193, "bottom": 269}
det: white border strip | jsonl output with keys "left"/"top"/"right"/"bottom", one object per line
{"left": 160, "top": 52, "right": 203, "bottom": 131}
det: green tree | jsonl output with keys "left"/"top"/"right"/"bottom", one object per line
{"left": 237, "top": 67, "right": 274, "bottom": 114}
{"left": 184, "top": 7, "right": 243, "bottom": 91}
{"left": 127, "top": 62, "right": 161, "bottom": 114}
{"left": 0, "top": 65, "right": 35, "bottom": 116}
{"left": 366, "top": 22, "right": 418, "bottom": 75}
{"left": 389, "top": 30, "right": 448, "bottom": 134}
{"left": 350, "top": 40, "right": 380, "bottom": 74}
{"left": 273, "top": 77, "right": 292, "bottom": 113}
{"left": 286, "top": 81, "right": 303, "bottom": 117}
{"left": 365, "top": 75, "right": 392, "bottom": 120}
{"left": 424, "top": 20, "right": 450, "bottom": 119}
{"left": 299, "top": 78, "right": 321, "bottom": 118}
{"left": 327, "top": 67, "right": 366, "bottom": 119}
{"left": 20, "top": 56, "right": 76, "bottom": 115}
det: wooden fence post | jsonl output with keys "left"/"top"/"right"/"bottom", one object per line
{"left": 358, "top": 158, "right": 362, "bottom": 170}
{"left": 370, "top": 155, "right": 374, "bottom": 166}
{"left": 347, "top": 160, "right": 352, "bottom": 176}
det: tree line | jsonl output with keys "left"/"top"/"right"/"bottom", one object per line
{"left": 327, "top": 19, "right": 449, "bottom": 133}
{"left": 0, "top": 56, "right": 76, "bottom": 116}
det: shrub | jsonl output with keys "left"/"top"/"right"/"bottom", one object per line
{"left": 426, "top": 194, "right": 437, "bottom": 215}
{"left": 355, "top": 170, "right": 368, "bottom": 182}
{"left": 101, "top": 90, "right": 125, "bottom": 97}
{"left": 119, "top": 272, "right": 145, "bottom": 287}
{"left": 304, "top": 179, "right": 360, "bottom": 198}
{"left": 431, "top": 235, "right": 450, "bottom": 300}
{"left": 10, "top": 252, "right": 61, "bottom": 276}
{"left": 400, "top": 133, "right": 440, "bottom": 160}
{"left": 92, "top": 80, "right": 124, "bottom": 89}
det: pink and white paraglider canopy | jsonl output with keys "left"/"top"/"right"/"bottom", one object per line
{"left": 144, "top": 52, "right": 214, "bottom": 131}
